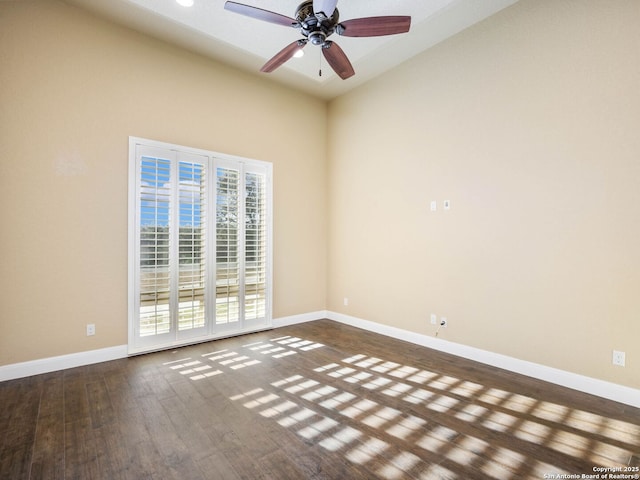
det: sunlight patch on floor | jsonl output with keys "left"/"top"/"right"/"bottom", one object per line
{"left": 200, "top": 340, "right": 640, "bottom": 479}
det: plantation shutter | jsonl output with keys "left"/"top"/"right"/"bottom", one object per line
{"left": 139, "top": 154, "right": 172, "bottom": 338}
{"left": 176, "top": 159, "right": 207, "bottom": 334}
{"left": 215, "top": 165, "right": 241, "bottom": 327}
{"left": 244, "top": 169, "right": 267, "bottom": 321}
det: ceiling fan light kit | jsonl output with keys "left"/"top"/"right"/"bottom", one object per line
{"left": 224, "top": 0, "right": 411, "bottom": 80}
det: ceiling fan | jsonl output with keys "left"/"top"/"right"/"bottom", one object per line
{"left": 224, "top": 0, "right": 411, "bottom": 80}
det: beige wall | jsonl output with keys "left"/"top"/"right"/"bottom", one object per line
{"left": 0, "top": 0, "right": 327, "bottom": 365}
{"left": 1, "top": 0, "right": 638, "bottom": 391}
{"left": 327, "top": 0, "right": 640, "bottom": 389}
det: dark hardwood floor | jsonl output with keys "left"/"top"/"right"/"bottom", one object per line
{"left": 1, "top": 319, "right": 638, "bottom": 479}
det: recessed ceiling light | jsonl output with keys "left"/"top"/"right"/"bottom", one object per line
{"left": 176, "top": 0, "right": 194, "bottom": 7}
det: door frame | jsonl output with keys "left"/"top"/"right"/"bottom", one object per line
{"left": 127, "top": 137, "right": 273, "bottom": 355}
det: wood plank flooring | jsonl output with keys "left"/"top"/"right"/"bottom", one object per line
{"left": 1, "top": 319, "right": 638, "bottom": 479}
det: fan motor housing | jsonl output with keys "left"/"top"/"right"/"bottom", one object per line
{"left": 296, "top": 1, "right": 339, "bottom": 43}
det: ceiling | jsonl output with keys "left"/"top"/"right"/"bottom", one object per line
{"left": 65, "top": 0, "right": 520, "bottom": 99}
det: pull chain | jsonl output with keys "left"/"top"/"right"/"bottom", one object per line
{"left": 319, "top": 48, "right": 322, "bottom": 77}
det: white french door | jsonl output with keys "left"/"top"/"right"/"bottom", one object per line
{"left": 214, "top": 159, "right": 270, "bottom": 334}
{"left": 128, "top": 138, "right": 272, "bottom": 354}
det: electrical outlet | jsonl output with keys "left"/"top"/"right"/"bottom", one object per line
{"left": 430, "top": 313, "right": 437, "bottom": 325}
{"left": 86, "top": 324, "right": 96, "bottom": 336}
{"left": 612, "top": 350, "right": 625, "bottom": 367}
{"left": 440, "top": 317, "right": 448, "bottom": 328}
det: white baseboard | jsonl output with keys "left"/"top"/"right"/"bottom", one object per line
{"left": 0, "top": 313, "right": 325, "bottom": 382}
{"left": 3, "top": 312, "right": 638, "bottom": 409}
{"left": 323, "top": 311, "right": 640, "bottom": 409}
{"left": 0, "top": 345, "right": 128, "bottom": 382}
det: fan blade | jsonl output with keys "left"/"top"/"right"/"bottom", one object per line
{"left": 313, "top": 0, "right": 338, "bottom": 18}
{"left": 337, "top": 16, "right": 411, "bottom": 37}
{"left": 261, "top": 40, "right": 308, "bottom": 73}
{"left": 322, "top": 41, "right": 354, "bottom": 80}
{"left": 224, "top": 1, "right": 297, "bottom": 27}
